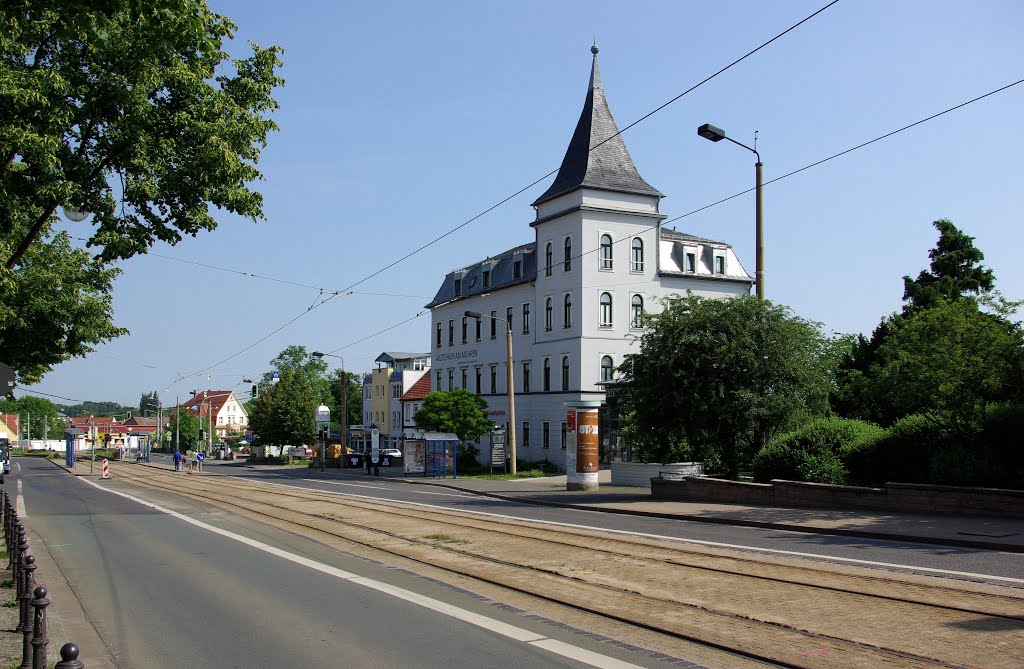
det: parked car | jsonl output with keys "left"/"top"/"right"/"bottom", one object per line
{"left": 378, "top": 448, "right": 402, "bottom": 466}
{"left": 289, "top": 446, "right": 314, "bottom": 458}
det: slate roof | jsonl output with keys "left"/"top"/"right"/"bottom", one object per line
{"left": 375, "top": 352, "right": 430, "bottom": 365}
{"left": 426, "top": 242, "right": 536, "bottom": 308}
{"left": 532, "top": 46, "right": 662, "bottom": 207}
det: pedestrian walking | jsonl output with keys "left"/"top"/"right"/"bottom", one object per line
{"left": 173, "top": 449, "right": 182, "bottom": 472}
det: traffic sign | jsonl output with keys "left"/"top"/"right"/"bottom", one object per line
{"left": 196, "top": 452, "right": 206, "bottom": 462}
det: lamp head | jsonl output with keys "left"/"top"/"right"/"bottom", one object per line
{"left": 697, "top": 123, "right": 727, "bottom": 142}
{"left": 311, "top": 351, "right": 325, "bottom": 358}
{"left": 464, "top": 310, "right": 483, "bottom": 319}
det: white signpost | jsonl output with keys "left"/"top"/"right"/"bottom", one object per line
{"left": 371, "top": 428, "right": 380, "bottom": 464}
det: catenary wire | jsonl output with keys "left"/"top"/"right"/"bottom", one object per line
{"left": 160, "top": 2, "right": 840, "bottom": 381}
{"left": 571, "top": 77, "right": 1024, "bottom": 266}
{"left": 323, "top": 76, "right": 1024, "bottom": 350}
{"left": 331, "top": 0, "right": 840, "bottom": 297}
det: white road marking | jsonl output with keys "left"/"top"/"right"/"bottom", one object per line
{"left": 80, "top": 477, "right": 644, "bottom": 668}
{"left": 240, "top": 477, "right": 1024, "bottom": 585}
{"left": 16, "top": 478, "right": 26, "bottom": 517}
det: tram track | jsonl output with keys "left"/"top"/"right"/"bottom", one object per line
{"left": 108, "top": 465, "right": 1024, "bottom": 669}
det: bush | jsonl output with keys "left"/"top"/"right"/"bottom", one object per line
{"left": 752, "top": 417, "right": 883, "bottom": 484}
{"left": 843, "top": 414, "right": 951, "bottom": 486}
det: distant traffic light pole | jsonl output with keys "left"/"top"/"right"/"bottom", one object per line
{"left": 464, "top": 311, "right": 516, "bottom": 475}
{"left": 698, "top": 123, "right": 764, "bottom": 300}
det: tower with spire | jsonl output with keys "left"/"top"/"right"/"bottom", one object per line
{"left": 424, "top": 47, "right": 752, "bottom": 469}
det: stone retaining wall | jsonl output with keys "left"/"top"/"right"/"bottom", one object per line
{"left": 610, "top": 461, "right": 704, "bottom": 487}
{"left": 650, "top": 477, "right": 1024, "bottom": 519}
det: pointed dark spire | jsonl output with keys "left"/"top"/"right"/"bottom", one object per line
{"left": 532, "top": 46, "right": 662, "bottom": 207}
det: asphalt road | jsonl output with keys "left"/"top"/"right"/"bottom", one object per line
{"left": 15, "top": 457, "right": 679, "bottom": 669}
{"left": 212, "top": 459, "right": 1024, "bottom": 584}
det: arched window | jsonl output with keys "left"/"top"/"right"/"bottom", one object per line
{"left": 545, "top": 242, "right": 553, "bottom": 277}
{"left": 631, "top": 238, "right": 644, "bottom": 272}
{"left": 543, "top": 358, "right": 551, "bottom": 391}
{"left": 599, "top": 292, "right": 613, "bottom": 326}
{"left": 599, "top": 234, "right": 612, "bottom": 269}
{"left": 600, "top": 355, "right": 614, "bottom": 382}
{"left": 563, "top": 293, "right": 572, "bottom": 328}
{"left": 544, "top": 297, "right": 553, "bottom": 330}
{"left": 563, "top": 237, "right": 572, "bottom": 271}
{"left": 561, "top": 356, "right": 570, "bottom": 391}
{"left": 631, "top": 294, "right": 644, "bottom": 328}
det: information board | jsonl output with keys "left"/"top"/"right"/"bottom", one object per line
{"left": 490, "top": 430, "right": 506, "bottom": 468}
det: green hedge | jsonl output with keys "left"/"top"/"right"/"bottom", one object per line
{"left": 752, "top": 417, "right": 884, "bottom": 484}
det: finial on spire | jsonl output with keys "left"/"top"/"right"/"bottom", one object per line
{"left": 591, "top": 40, "right": 599, "bottom": 55}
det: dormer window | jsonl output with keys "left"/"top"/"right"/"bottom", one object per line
{"left": 454, "top": 278, "right": 462, "bottom": 296}
{"left": 482, "top": 269, "right": 491, "bottom": 288}
{"left": 715, "top": 254, "right": 726, "bottom": 275}
{"left": 513, "top": 259, "right": 522, "bottom": 280}
{"left": 685, "top": 252, "right": 696, "bottom": 273}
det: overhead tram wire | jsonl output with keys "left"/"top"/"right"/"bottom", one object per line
{"left": 573, "top": 77, "right": 1024, "bottom": 265}
{"left": 332, "top": 0, "right": 840, "bottom": 297}
{"left": 662, "top": 77, "right": 1024, "bottom": 227}
{"left": 322, "top": 76, "right": 1024, "bottom": 340}
{"left": 168, "top": 2, "right": 841, "bottom": 379}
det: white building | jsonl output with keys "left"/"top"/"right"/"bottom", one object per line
{"left": 427, "top": 46, "right": 753, "bottom": 467}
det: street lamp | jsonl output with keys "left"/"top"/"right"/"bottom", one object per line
{"left": 464, "top": 310, "right": 517, "bottom": 475}
{"left": 697, "top": 123, "right": 764, "bottom": 300}
{"left": 311, "top": 352, "right": 348, "bottom": 468}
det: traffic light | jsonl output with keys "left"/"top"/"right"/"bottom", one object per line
{"left": 252, "top": 384, "right": 258, "bottom": 398}
{"left": 199, "top": 429, "right": 204, "bottom": 441}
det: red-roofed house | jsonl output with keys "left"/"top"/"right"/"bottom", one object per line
{"left": 0, "top": 414, "right": 19, "bottom": 441}
{"left": 181, "top": 390, "right": 248, "bottom": 440}
{"left": 399, "top": 373, "right": 431, "bottom": 436}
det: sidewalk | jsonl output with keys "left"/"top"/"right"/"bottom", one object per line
{"left": 50, "top": 455, "right": 1024, "bottom": 552}
{"left": 169, "top": 459, "right": 1024, "bottom": 553}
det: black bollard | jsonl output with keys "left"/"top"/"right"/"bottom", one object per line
{"left": 18, "top": 570, "right": 34, "bottom": 669}
{"left": 17, "top": 554, "right": 36, "bottom": 631}
{"left": 14, "top": 522, "right": 26, "bottom": 584}
{"left": 30, "top": 586, "right": 49, "bottom": 669}
{"left": 55, "top": 643, "right": 84, "bottom": 669}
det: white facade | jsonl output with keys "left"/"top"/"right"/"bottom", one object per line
{"left": 426, "top": 48, "right": 753, "bottom": 468}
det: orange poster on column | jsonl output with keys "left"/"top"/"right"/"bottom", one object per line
{"left": 576, "top": 410, "right": 599, "bottom": 473}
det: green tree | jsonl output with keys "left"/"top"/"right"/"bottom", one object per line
{"left": 267, "top": 368, "right": 318, "bottom": 448}
{"left": 166, "top": 407, "right": 199, "bottom": 452}
{"left": 0, "top": 395, "right": 62, "bottom": 438}
{"left": 1, "top": 0, "right": 284, "bottom": 382}
{"left": 413, "top": 389, "right": 491, "bottom": 442}
{"left": 0, "top": 234, "right": 124, "bottom": 383}
{"left": 139, "top": 390, "right": 159, "bottom": 417}
{"left": 326, "top": 369, "right": 361, "bottom": 429}
{"left": 865, "top": 296, "right": 1024, "bottom": 442}
{"left": 617, "top": 294, "right": 833, "bottom": 478}
{"left": 902, "top": 219, "right": 995, "bottom": 311}
{"left": 834, "top": 219, "right": 1000, "bottom": 424}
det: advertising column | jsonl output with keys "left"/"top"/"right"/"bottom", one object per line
{"left": 565, "top": 401, "right": 601, "bottom": 491}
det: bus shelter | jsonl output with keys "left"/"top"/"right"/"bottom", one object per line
{"left": 65, "top": 428, "right": 84, "bottom": 468}
{"left": 402, "top": 431, "right": 459, "bottom": 479}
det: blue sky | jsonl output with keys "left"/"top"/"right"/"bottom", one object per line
{"left": 27, "top": 0, "right": 1024, "bottom": 408}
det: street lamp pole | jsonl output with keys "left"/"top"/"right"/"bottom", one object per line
{"left": 464, "top": 311, "right": 516, "bottom": 475}
{"left": 697, "top": 123, "right": 764, "bottom": 300}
